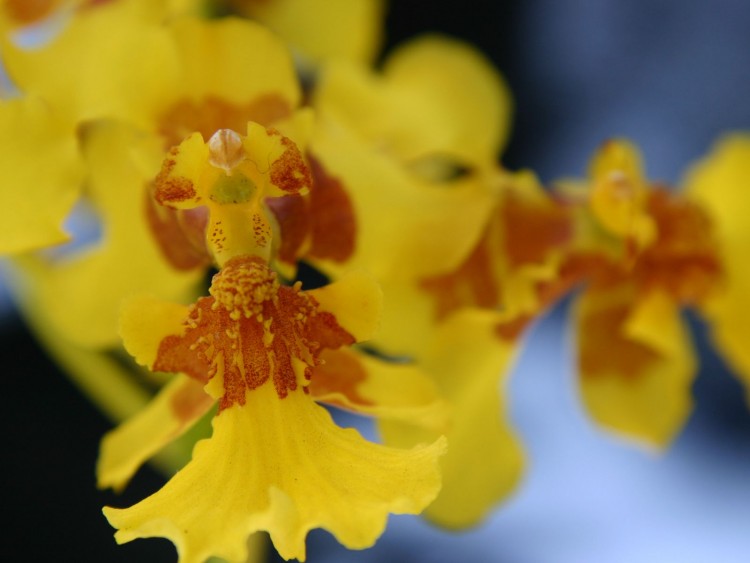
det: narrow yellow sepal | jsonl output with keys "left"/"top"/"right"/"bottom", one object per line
{"left": 97, "top": 376, "right": 213, "bottom": 492}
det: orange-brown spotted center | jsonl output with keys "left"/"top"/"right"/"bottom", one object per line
{"left": 153, "top": 256, "right": 354, "bottom": 409}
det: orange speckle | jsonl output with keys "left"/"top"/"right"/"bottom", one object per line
{"left": 308, "top": 156, "right": 357, "bottom": 262}
{"left": 155, "top": 176, "right": 196, "bottom": 205}
{"left": 422, "top": 190, "right": 577, "bottom": 338}
{"left": 154, "top": 150, "right": 197, "bottom": 205}
{"left": 269, "top": 130, "right": 311, "bottom": 194}
{"left": 153, "top": 256, "right": 354, "bottom": 408}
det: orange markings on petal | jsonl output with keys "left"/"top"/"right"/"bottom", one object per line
{"left": 421, "top": 234, "right": 500, "bottom": 320}
{"left": 157, "top": 94, "right": 292, "bottom": 149}
{"left": 309, "top": 349, "right": 373, "bottom": 408}
{"left": 153, "top": 256, "right": 354, "bottom": 409}
{"left": 634, "top": 188, "right": 722, "bottom": 305}
{"left": 153, "top": 148, "right": 197, "bottom": 205}
{"left": 308, "top": 156, "right": 357, "bottom": 262}
{"left": 144, "top": 186, "right": 212, "bottom": 271}
{"left": 269, "top": 129, "right": 312, "bottom": 194}
{"left": 578, "top": 298, "right": 659, "bottom": 381}
{"left": 421, "top": 188, "right": 574, "bottom": 324}
{"left": 4, "top": 0, "right": 58, "bottom": 25}
{"left": 169, "top": 377, "right": 215, "bottom": 427}
{"left": 502, "top": 191, "right": 573, "bottom": 268}
{"left": 265, "top": 156, "right": 357, "bottom": 266}
{"left": 266, "top": 193, "right": 310, "bottom": 264}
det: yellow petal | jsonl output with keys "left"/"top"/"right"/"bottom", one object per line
{"left": 3, "top": 2, "right": 180, "bottom": 128}
{"left": 383, "top": 34, "right": 513, "bottom": 163}
{"left": 97, "top": 376, "right": 214, "bottom": 492}
{"left": 13, "top": 120, "right": 201, "bottom": 348}
{"left": 120, "top": 294, "right": 190, "bottom": 368}
{"left": 380, "top": 309, "right": 525, "bottom": 528}
{"left": 104, "top": 381, "right": 445, "bottom": 562}
{"left": 169, "top": 16, "right": 300, "bottom": 111}
{"left": 684, "top": 134, "right": 750, "bottom": 398}
{"left": 575, "top": 286, "right": 696, "bottom": 447}
{"left": 366, "top": 275, "right": 438, "bottom": 359}
{"left": 310, "top": 348, "right": 448, "bottom": 430}
{"left": 312, "top": 52, "right": 505, "bottom": 279}
{"left": 0, "top": 96, "right": 82, "bottom": 254}
{"left": 235, "top": 0, "right": 385, "bottom": 66}
{"left": 310, "top": 132, "right": 499, "bottom": 279}
{"left": 307, "top": 268, "right": 382, "bottom": 342}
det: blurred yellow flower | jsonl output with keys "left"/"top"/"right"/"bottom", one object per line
{"left": 562, "top": 139, "right": 722, "bottom": 446}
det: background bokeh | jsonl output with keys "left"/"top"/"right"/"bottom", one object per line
{"left": 5, "top": 1, "right": 750, "bottom": 561}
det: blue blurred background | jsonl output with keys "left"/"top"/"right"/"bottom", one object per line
{"left": 5, "top": 1, "right": 750, "bottom": 561}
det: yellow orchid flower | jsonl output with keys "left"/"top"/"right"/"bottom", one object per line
{"left": 559, "top": 139, "right": 722, "bottom": 447}
{"left": 101, "top": 255, "right": 445, "bottom": 562}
